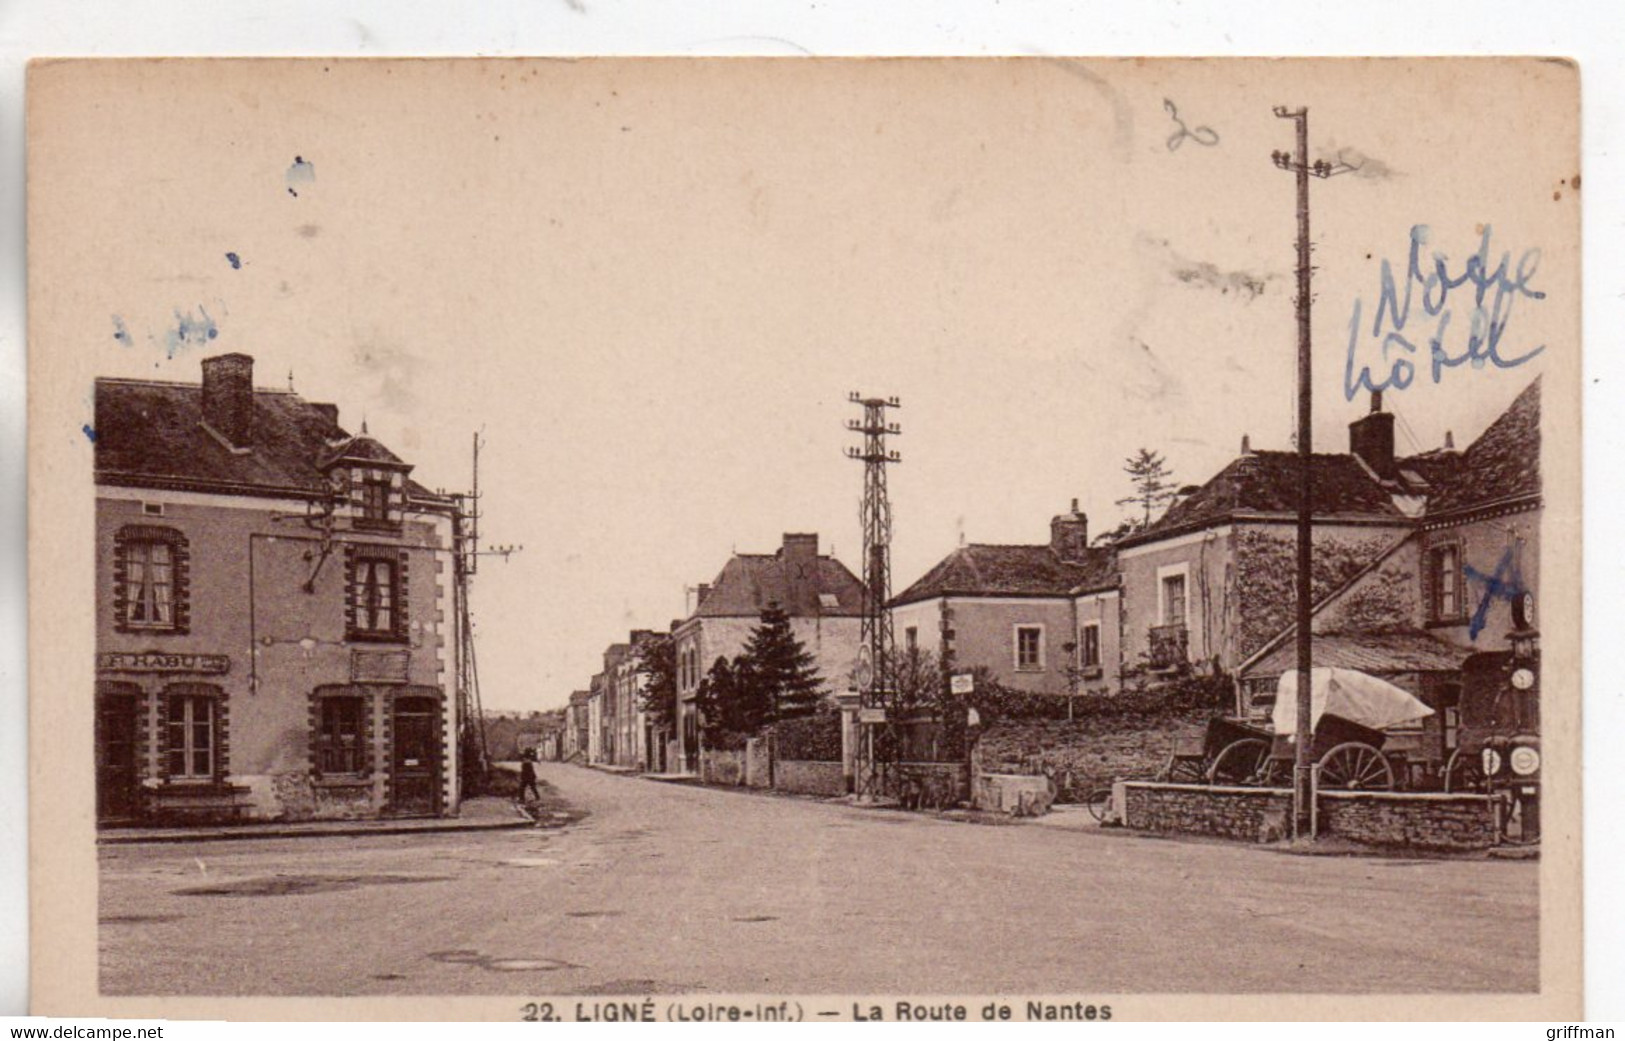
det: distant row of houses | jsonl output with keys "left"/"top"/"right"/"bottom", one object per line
{"left": 560, "top": 379, "right": 1542, "bottom": 782}
{"left": 561, "top": 532, "right": 869, "bottom": 773}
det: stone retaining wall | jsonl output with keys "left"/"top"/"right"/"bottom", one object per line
{"left": 974, "top": 712, "right": 1209, "bottom": 802}
{"left": 1317, "top": 791, "right": 1499, "bottom": 851}
{"left": 1120, "top": 782, "right": 1505, "bottom": 851}
{"left": 775, "top": 759, "right": 845, "bottom": 797}
{"left": 1119, "top": 782, "right": 1293, "bottom": 843}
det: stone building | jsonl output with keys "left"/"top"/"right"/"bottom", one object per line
{"left": 563, "top": 690, "right": 592, "bottom": 761}
{"left": 672, "top": 533, "right": 866, "bottom": 772}
{"left": 1115, "top": 393, "right": 1446, "bottom": 685}
{"left": 94, "top": 353, "right": 464, "bottom": 824}
{"left": 1236, "top": 379, "right": 1542, "bottom": 766}
{"left": 888, "top": 501, "right": 1121, "bottom": 698}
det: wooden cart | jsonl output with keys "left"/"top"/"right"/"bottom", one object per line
{"left": 1173, "top": 712, "right": 1398, "bottom": 790}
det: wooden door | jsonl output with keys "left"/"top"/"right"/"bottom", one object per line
{"left": 390, "top": 697, "right": 441, "bottom": 816}
{"left": 96, "top": 692, "right": 139, "bottom": 821}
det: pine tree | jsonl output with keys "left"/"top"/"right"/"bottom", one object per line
{"left": 695, "top": 653, "right": 770, "bottom": 738}
{"left": 739, "top": 602, "right": 825, "bottom": 722}
{"left": 1115, "top": 448, "right": 1179, "bottom": 530}
{"left": 694, "top": 656, "right": 736, "bottom": 739}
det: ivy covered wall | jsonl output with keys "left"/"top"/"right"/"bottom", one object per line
{"left": 1232, "top": 526, "right": 1401, "bottom": 659}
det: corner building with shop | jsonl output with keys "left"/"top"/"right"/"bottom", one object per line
{"left": 93, "top": 352, "right": 465, "bottom": 824}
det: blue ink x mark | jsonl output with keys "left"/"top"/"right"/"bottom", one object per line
{"left": 82, "top": 424, "right": 97, "bottom": 443}
{"left": 1463, "top": 547, "right": 1521, "bottom": 641}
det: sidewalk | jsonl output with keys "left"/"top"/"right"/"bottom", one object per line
{"left": 96, "top": 795, "right": 535, "bottom": 844}
{"left": 640, "top": 771, "right": 698, "bottom": 783}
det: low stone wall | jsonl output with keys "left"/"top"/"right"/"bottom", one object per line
{"left": 1120, "top": 782, "right": 1293, "bottom": 844}
{"left": 1318, "top": 791, "right": 1499, "bottom": 851}
{"left": 974, "top": 711, "right": 1209, "bottom": 802}
{"left": 1121, "top": 782, "right": 1505, "bottom": 851}
{"left": 701, "top": 748, "right": 746, "bottom": 787}
{"left": 775, "top": 759, "right": 845, "bottom": 797}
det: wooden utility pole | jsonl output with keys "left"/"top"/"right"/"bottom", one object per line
{"left": 1272, "top": 107, "right": 1341, "bottom": 839}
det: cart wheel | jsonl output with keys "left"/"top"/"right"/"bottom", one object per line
{"left": 1086, "top": 788, "right": 1114, "bottom": 822}
{"left": 1162, "top": 756, "right": 1208, "bottom": 784}
{"left": 1208, "top": 738, "right": 1270, "bottom": 785}
{"left": 1317, "top": 742, "right": 1394, "bottom": 790}
{"left": 1443, "top": 749, "right": 1487, "bottom": 794}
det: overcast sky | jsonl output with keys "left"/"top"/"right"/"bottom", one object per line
{"left": 33, "top": 58, "right": 1574, "bottom": 711}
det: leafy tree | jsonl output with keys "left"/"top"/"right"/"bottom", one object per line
{"left": 738, "top": 602, "right": 825, "bottom": 722}
{"left": 1115, "top": 448, "right": 1179, "bottom": 530}
{"left": 633, "top": 632, "right": 678, "bottom": 733}
{"left": 890, "top": 644, "right": 944, "bottom": 716}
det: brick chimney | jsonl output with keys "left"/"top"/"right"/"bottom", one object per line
{"left": 1349, "top": 390, "right": 1397, "bottom": 480}
{"left": 781, "top": 532, "right": 819, "bottom": 566}
{"left": 1050, "top": 499, "right": 1089, "bottom": 562}
{"left": 201, "top": 353, "right": 255, "bottom": 449}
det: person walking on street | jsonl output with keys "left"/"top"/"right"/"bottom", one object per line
{"left": 519, "top": 750, "right": 541, "bottom": 802}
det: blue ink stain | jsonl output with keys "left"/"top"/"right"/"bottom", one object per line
{"left": 112, "top": 315, "right": 133, "bottom": 347}
{"left": 82, "top": 424, "right": 97, "bottom": 443}
{"left": 163, "top": 306, "right": 219, "bottom": 359}
{"left": 1344, "top": 225, "right": 1546, "bottom": 402}
{"left": 286, "top": 155, "right": 315, "bottom": 197}
{"left": 1463, "top": 547, "right": 1523, "bottom": 641}
{"left": 226, "top": 252, "right": 241, "bottom": 270}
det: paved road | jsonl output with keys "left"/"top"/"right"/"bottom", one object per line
{"left": 99, "top": 762, "right": 1538, "bottom": 996}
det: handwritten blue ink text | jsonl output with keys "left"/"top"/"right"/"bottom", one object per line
{"left": 1344, "top": 225, "right": 1545, "bottom": 402}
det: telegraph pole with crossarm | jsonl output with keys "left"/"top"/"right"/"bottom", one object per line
{"left": 1271, "top": 106, "right": 1353, "bottom": 840}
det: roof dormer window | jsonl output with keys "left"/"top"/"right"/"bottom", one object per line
{"left": 351, "top": 467, "right": 404, "bottom": 533}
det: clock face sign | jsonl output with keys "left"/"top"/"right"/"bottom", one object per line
{"left": 853, "top": 646, "right": 874, "bottom": 691}
{"left": 1510, "top": 746, "right": 1541, "bottom": 776}
{"left": 1513, "top": 590, "right": 1536, "bottom": 630}
{"left": 1511, "top": 667, "right": 1536, "bottom": 691}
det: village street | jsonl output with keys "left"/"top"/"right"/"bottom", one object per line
{"left": 99, "top": 762, "right": 1538, "bottom": 998}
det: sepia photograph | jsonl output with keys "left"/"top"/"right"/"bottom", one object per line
{"left": 26, "top": 56, "right": 1581, "bottom": 1020}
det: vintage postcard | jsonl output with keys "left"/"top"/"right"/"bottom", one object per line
{"left": 28, "top": 58, "right": 1581, "bottom": 1020}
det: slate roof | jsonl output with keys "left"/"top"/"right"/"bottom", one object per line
{"left": 317, "top": 433, "right": 408, "bottom": 470}
{"left": 890, "top": 544, "right": 1119, "bottom": 607}
{"left": 1122, "top": 452, "right": 1402, "bottom": 546}
{"left": 694, "top": 553, "right": 868, "bottom": 619}
{"left": 1244, "top": 628, "right": 1470, "bottom": 678}
{"left": 1122, "top": 377, "right": 1541, "bottom": 545}
{"left": 1426, "top": 377, "right": 1540, "bottom": 515}
{"left": 95, "top": 376, "right": 446, "bottom": 503}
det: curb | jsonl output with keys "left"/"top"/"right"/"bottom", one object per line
{"left": 97, "top": 816, "right": 534, "bottom": 845}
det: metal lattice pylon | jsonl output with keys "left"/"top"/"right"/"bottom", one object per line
{"left": 846, "top": 393, "right": 900, "bottom": 800}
